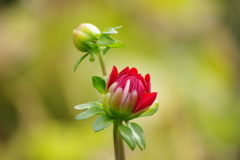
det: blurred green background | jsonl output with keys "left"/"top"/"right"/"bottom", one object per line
{"left": 0, "top": 0, "right": 240, "bottom": 160}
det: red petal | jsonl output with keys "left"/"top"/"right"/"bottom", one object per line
{"left": 145, "top": 74, "right": 150, "bottom": 83}
{"left": 138, "top": 74, "right": 146, "bottom": 89}
{"left": 119, "top": 67, "right": 129, "bottom": 75}
{"left": 107, "top": 66, "right": 118, "bottom": 89}
{"left": 145, "top": 81, "right": 151, "bottom": 93}
{"left": 134, "top": 92, "right": 157, "bottom": 113}
{"left": 144, "top": 74, "right": 151, "bottom": 93}
{"left": 129, "top": 67, "right": 138, "bottom": 75}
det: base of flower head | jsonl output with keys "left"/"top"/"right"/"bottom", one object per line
{"left": 74, "top": 99, "right": 159, "bottom": 151}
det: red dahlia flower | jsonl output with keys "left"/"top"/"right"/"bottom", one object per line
{"left": 102, "top": 66, "right": 157, "bottom": 120}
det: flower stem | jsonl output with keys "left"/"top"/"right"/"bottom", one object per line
{"left": 97, "top": 47, "right": 125, "bottom": 159}
{"left": 113, "top": 120, "right": 125, "bottom": 160}
{"left": 98, "top": 48, "right": 108, "bottom": 77}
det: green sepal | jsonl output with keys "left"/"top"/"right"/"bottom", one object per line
{"left": 118, "top": 124, "right": 136, "bottom": 150}
{"left": 89, "top": 50, "right": 95, "bottom": 62}
{"left": 92, "top": 76, "right": 106, "bottom": 94}
{"left": 86, "top": 42, "right": 98, "bottom": 54}
{"left": 74, "top": 52, "right": 90, "bottom": 72}
{"left": 75, "top": 107, "right": 105, "bottom": 120}
{"left": 74, "top": 101, "right": 102, "bottom": 110}
{"left": 97, "top": 34, "right": 117, "bottom": 45}
{"left": 139, "top": 100, "right": 159, "bottom": 117}
{"left": 128, "top": 122, "right": 146, "bottom": 150}
{"left": 102, "top": 93, "right": 113, "bottom": 117}
{"left": 93, "top": 115, "right": 115, "bottom": 132}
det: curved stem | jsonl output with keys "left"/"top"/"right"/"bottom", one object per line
{"left": 113, "top": 120, "right": 125, "bottom": 160}
{"left": 98, "top": 49, "right": 108, "bottom": 77}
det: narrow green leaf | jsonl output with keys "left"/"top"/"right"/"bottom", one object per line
{"left": 97, "top": 34, "right": 117, "bottom": 45}
{"left": 75, "top": 107, "right": 105, "bottom": 120}
{"left": 139, "top": 101, "right": 159, "bottom": 117}
{"left": 107, "top": 41, "right": 125, "bottom": 48}
{"left": 74, "top": 101, "right": 102, "bottom": 110}
{"left": 128, "top": 122, "right": 146, "bottom": 150}
{"left": 118, "top": 124, "right": 136, "bottom": 150}
{"left": 113, "top": 26, "right": 122, "bottom": 29}
{"left": 102, "top": 27, "right": 118, "bottom": 34}
{"left": 74, "top": 53, "right": 90, "bottom": 72}
{"left": 92, "top": 76, "right": 106, "bottom": 94}
{"left": 93, "top": 115, "right": 114, "bottom": 132}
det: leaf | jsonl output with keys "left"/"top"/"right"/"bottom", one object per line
{"left": 74, "top": 101, "right": 102, "bottom": 110}
{"left": 93, "top": 115, "right": 114, "bottom": 132}
{"left": 139, "top": 100, "right": 159, "bottom": 117}
{"left": 97, "top": 34, "right": 117, "bottom": 45}
{"left": 102, "top": 27, "right": 118, "bottom": 34}
{"left": 75, "top": 107, "right": 105, "bottom": 120}
{"left": 102, "top": 26, "right": 122, "bottom": 34}
{"left": 92, "top": 76, "right": 106, "bottom": 94}
{"left": 118, "top": 124, "right": 136, "bottom": 150}
{"left": 113, "top": 26, "right": 122, "bottom": 29}
{"left": 74, "top": 53, "right": 90, "bottom": 72}
{"left": 128, "top": 122, "right": 146, "bottom": 150}
{"left": 107, "top": 41, "right": 125, "bottom": 48}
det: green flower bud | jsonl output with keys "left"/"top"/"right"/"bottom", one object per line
{"left": 73, "top": 23, "right": 101, "bottom": 52}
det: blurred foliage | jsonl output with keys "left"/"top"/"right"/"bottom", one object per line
{"left": 0, "top": 0, "right": 240, "bottom": 160}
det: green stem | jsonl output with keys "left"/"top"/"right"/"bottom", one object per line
{"left": 113, "top": 120, "right": 125, "bottom": 160}
{"left": 97, "top": 47, "right": 124, "bottom": 159}
{"left": 98, "top": 49, "right": 108, "bottom": 77}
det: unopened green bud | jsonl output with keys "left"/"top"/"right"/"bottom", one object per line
{"left": 73, "top": 23, "right": 101, "bottom": 52}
